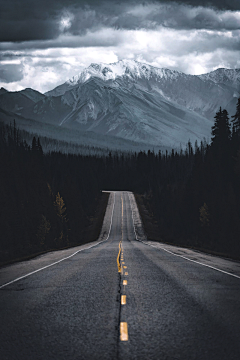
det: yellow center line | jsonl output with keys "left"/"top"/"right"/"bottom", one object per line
{"left": 117, "top": 244, "right": 122, "bottom": 272}
{"left": 117, "top": 195, "right": 125, "bottom": 273}
{"left": 121, "top": 295, "right": 126, "bottom": 305}
{"left": 123, "top": 280, "right": 127, "bottom": 285}
{"left": 120, "top": 322, "right": 128, "bottom": 341}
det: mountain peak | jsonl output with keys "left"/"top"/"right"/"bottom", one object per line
{"left": 66, "top": 59, "right": 184, "bottom": 86}
{"left": 0, "top": 87, "right": 8, "bottom": 95}
{"left": 198, "top": 67, "right": 240, "bottom": 89}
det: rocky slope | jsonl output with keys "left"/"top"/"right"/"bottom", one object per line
{"left": 0, "top": 61, "right": 239, "bottom": 149}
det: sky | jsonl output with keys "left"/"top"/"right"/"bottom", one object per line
{"left": 0, "top": 0, "right": 240, "bottom": 93}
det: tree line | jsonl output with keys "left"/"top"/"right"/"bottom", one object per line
{"left": 0, "top": 122, "right": 109, "bottom": 264}
{"left": 0, "top": 97, "right": 240, "bottom": 263}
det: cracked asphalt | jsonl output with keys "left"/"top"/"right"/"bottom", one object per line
{"left": 1, "top": 191, "right": 240, "bottom": 360}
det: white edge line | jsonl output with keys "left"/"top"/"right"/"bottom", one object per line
{"left": 0, "top": 191, "right": 116, "bottom": 289}
{"left": 128, "top": 192, "right": 240, "bottom": 280}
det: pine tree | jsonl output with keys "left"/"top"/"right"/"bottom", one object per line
{"left": 199, "top": 203, "right": 210, "bottom": 228}
{"left": 54, "top": 192, "right": 67, "bottom": 222}
{"left": 231, "top": 97, "right": 240, "bottom": 136}
{"left": 36, "top": 215, "right": 51, "bottom": 246}
{"left": 31, "top": 136, "right": 37, "bottom": 151}
{"left": 211, "top": 108, "right": 231, "bottom": 146}
{"left": 211, "top": 107, "right": 231, "bottom": 164}
{"left": 37, "top": 137, "right": 43, "bottom": 155}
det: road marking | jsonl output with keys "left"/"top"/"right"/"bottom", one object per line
{"left": 0, "top": 192, "right": 117, "bottom": 290}
{"left": 120, "top": 322, "right": 128, "bottom": 341}
{"left": 117, "top": 195, "right": 125, "bottom": 273}
{"left": 148, "top": 243, "right": 240, "bottom": 280}
{"left": 123, "top": 266, "right": 127, "bottom": 269}
{"left": 123, "top": 280, "right": 127, "bottom": 285}
{"left": 121, "top": 196, "right": 124, "bottom": 217}
{"left": 127, "top": 192, "right": 240, "bottom": 281}
{"left": 122, "top": 262, "right": 125, "bottom": 264}
{"left": 125, "top": 272, "right": 128, "bottom": 275}
{"left": 117, "top": 244, "right": 122, "bottom": 273}
{"left": 121, "top": 295, "right": 126, "bottom": 305}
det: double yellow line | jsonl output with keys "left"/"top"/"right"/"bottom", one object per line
{"left": 117, "top": 240, "right": 122, "bottom": 273}
{"left": 117, "top": 196, "right": 124, "bottom": 273}
{"left": 117, "top": 195, "right": 129, "bottom": 341}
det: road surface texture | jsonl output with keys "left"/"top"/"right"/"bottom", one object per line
{"left": 1, "top": 191, "right": 240, "bottom": 360}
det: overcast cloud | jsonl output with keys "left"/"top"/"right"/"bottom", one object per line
{"left": 0, "top": 0, "right": 240, "bottom": 93}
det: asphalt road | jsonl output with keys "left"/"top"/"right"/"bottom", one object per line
{"left": 1, "top": 191, "right": 240, "bottom": 360}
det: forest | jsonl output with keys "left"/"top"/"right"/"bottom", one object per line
{"left": 0, "top": 98, "right": 240, "bottom": 264}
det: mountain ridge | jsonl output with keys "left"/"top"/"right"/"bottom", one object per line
{"left": 1, "top": 60, "right": 239, "bottom": 150}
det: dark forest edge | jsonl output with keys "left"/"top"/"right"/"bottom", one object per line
{"left": 0, "top": 192, "right": 109, "bottom": 268}
{"left": 135, "top": 194, "right": 240, "bottom": 261}
{"left": 0, "top": 97, "right": 240, "bottom": 264}
{"left": 134, "top": 102, "right": 240, "bottom": 260}
{"left": 0, "top": 125, "right": 110, "bottom": 266}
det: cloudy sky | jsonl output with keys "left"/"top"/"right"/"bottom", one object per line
{"left": 0, "top": 0, "right": 240, "bottom": 93}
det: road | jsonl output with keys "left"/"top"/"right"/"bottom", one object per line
{"left": 1, "top": 191, "right": 240, "bottom": 360}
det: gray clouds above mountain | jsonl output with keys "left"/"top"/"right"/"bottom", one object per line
{"left": 1, "top": 0, "right": 240, "bottom": 42}
{"left": 0, "top": 0, "right": 240, "bottom": 92}
{"left": 0, "top": 63, "right": 24, "bottom": 83}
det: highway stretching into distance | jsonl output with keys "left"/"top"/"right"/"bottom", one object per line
{"left": 1, "top": 191, "right": 240, "bottom": 359}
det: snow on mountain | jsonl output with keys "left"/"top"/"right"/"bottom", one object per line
{"left": 2, "top": 61, "right": 240, "bottom": 150}
{"left": 45, "top": 60, "right": 184, "bottom": 97}
{"left": 39, "top": 69, "right": 214, "bottom": 148}
{"left": 67, "top": 59, "right": 183, "bottom": 84}
{"left": 45, "top": 60, "right": 239, "bottom": 121}
{"left": 198, "top": 68, "right": 240, "bottom": 92}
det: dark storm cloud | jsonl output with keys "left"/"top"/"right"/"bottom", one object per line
{"left": 0, "top": 63, "right": 24, "bottom": 82}
{"left": 0, "top": 0, "right": 240, "bottom": 43}
{"left": 0, "top": 31, "right": 124, "bottom": 51}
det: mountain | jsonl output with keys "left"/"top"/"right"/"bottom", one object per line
{"left": 0, "top": 87, "right": 8, "bottom": 95}
{"left": 1, "top": 60, "right": 239, "bottom": 150}
{"left": 199, "top": 68, "right": 240, "bottom": 91}
{"left": 0, "top": 91, "right": 35, "bottom": 114}
{"left": 19, "top": 88, "right": 46, "bottom": 103}
{"left": 45, "top": 60, "right": 239, "bottom": 121}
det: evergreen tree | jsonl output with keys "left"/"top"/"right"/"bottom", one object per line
{"left": 199, "top": 203, "right": 210, "bottom": 228}
{"left": 37, "top": 137, "right": 43, "bottom": 155}
{"left": 36, "top": 215, "right": 51, "bottom": 246}
{"left": 31, "top": 136, "right": 37, "bottom": 151}
{"left": 211, "top": 108, "right": 231, "bottom": 167}
{"left": 211, "top": 108, "right": 231, "bottom": 147}
{"left": 54, "top": 192, "right": 67, "bottom": 222}
{"left": 231, "top": 97, "right": 240, "bottom": 136}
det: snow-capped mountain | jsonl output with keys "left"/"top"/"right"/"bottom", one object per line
{"left": 45, "top": 60, "right": 188, "bottom": 97}
{"left": 199, "top": 68, "right": 240, "bottom": 91}
{"left": 1, "top": 60, "right": 239, "bottom": 149}
{"left": 45, "top": 60, "right": 239, "bottom": 121}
